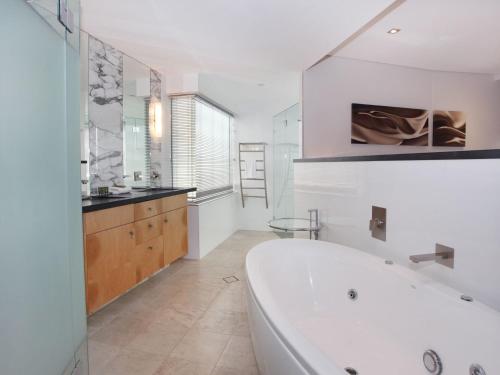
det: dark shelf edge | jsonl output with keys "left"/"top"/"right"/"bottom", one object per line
{"left": 294, "top": 149, "right": 500, "bottom": 163}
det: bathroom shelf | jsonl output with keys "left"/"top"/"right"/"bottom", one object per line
{"left": 239, "top": 142, "right": 268, "bottom": 208}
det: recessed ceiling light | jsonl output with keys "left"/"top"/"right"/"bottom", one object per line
{"left": 387, "top": 28, "right": 401, "bottom": 34}
{"left": 257, "top": 83, "right": 265, "bottom": 87}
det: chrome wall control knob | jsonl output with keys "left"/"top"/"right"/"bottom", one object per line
{"left": 423, "top": 350, "right": 442, "bottom": 374}
{"left": 470, "top": 364, "right": 486, "bottom": 375}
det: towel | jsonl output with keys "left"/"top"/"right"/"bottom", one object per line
{"left": 247, "top": 160, "right": 256, "bottom": 179}
{"left": 109, "top": 186, "right": 132, "bottom": 195}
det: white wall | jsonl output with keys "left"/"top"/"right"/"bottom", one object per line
{"left": 186, "top": 194, "right": 239, "bottom": 259}
{"left": 294, "top": 159, "right": 500, "bottom": 310}
{"left": 303, "top": 57, "right": 500, "bottom": 158}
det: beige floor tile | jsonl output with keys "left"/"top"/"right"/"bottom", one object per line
{"left": 232, "top": 312, "right": 250, "bottom": 337}
{"left": 209, "top": 287, "right": 247, "bottom": 313}
{"left": 216, "top": 336, "right": 258, "bottom": 370}
{"left": 125, "top": 321, "right": 188, "bottom": 356}
{"left": 154, "top": 356, "right": 214, "bottom": 375}
{"left": 212, "top": 365, "right": 260, "bottom": 375}
{"left": 90, "top": 315, "right": 150, "bottom": 347}
{"left": 100, "top": 348, "right": 164, "bottom": 375}
{"left": 194, "top": 309, "right": 246, "bottom": 335}
{"left": 87, "top": 308, "right": 118, "bottom": 336}
{"left": 87, "top": 340, "right": 120, "bottom": 374}
{"left": 154, "top": 303, "right": 206, "bottom": 328}
{"left": 170, "top": 328, "right": 231, "bottom": 367}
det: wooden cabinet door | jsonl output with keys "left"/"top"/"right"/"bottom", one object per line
{"left": 163, "top": 207, "right": 188, "bottom": 265}
{"left": 134, "top": 236, "right": 164, "bottom": 283}
{"left": 85, "top": 223, "right": 136, "bottom": 314}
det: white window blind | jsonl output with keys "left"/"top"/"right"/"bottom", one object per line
{"left": 171, "top": 95, "right": 233, "bottom": 199}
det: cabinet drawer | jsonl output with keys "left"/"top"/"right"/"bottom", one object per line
{"left": 134, "top": 199, "right": 162, "bottom": 221}
{"left": 134, "top": 215, "right": 162, "bottom": 244}
{"left": 84, "top": 205, "right": 134, "bottom": 235}
{"left": 161, "top": 194, "right": 187, "bottom": 213}
{"left": 134, "top": 236, "right": 164, "bottom": 283}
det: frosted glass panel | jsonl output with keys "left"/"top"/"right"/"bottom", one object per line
{"left": 273, "top": 104, "right": 301, "bottom": 220}
{"left": 0, "top": 1, "right": 86, "bottom": 375}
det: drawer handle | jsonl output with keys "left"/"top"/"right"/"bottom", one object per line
{"left": 148, "top": 223, "right": 153, "bottom": 229}
{"left": 148, "top": 246, "right": 153, "bottom": 250}
{"left": 129, "top": 231, "right": 134, "bottom": 237}
{"left": 164, "top": 219, "right": 168, "bottom": 223}
{"left": 148, "top": 207, "right": 153, "bottom": 211}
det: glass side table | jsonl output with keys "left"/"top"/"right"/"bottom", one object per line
{"left": 267, "top": 209, "right": 320, "bottom": 240}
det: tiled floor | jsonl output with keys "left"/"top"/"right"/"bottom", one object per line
{"left": 87, "top": 230, "right": 278, "bottom": 375}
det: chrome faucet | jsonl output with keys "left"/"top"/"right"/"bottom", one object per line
{"left": 409, "top": 243, "right": 454, "bottom": 269}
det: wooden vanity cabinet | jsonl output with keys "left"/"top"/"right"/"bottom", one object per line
{"left": 83, "top": 194, "right": 188, "bottom": 314}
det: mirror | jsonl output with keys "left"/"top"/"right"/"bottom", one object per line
{"left": 123, "top": 55, "right": 151, "bottom": 187}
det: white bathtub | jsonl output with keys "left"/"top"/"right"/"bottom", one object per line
{"left": 245, "top": 239, "right": 500, "bottom": 375}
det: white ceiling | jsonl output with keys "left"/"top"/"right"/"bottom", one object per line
{"left": 335, "top": 0, "right": 500, "bottom": 75}
{"left": 80, "top": 0, "right": 395, "bottom": 84}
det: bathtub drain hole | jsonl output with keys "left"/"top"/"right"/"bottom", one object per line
{"left": 345, "top": 367, "right": 358, "bottom": 375}
{"left": 347, "top": 289, "right": 358, "bottom": 301}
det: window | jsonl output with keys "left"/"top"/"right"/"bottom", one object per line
{"left": 171, "top": 95, "right": 233, "bottom": 200}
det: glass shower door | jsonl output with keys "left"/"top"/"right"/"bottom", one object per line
{"left": 0, "top": 1, "right": 87, "bottom": 374}
{"left": 272, "top": 103, "right": 301, "bottom": 221}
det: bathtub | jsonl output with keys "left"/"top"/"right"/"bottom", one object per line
{"left": 245, "top": 239, "right": 500, "bottom": 375}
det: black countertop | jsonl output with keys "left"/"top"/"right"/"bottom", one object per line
{"left": 82, "top": 188, "right": 196, "bottom": 213}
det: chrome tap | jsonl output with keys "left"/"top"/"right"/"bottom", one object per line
{"left": 409, "top": 244, "right": 454, "bottom": 269}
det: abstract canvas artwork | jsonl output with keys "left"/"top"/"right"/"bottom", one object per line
{"left": 351, "top": 103, "right": 429, "bottom": 146}
{"left": 432, "top": 110, "right": 466, "bottom": 147}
